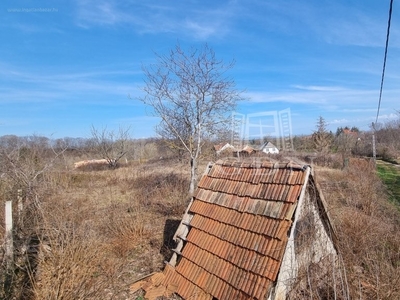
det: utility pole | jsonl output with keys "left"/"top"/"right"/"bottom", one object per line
{"left": 372, "top": 122, "right": 377, "bottom": 164}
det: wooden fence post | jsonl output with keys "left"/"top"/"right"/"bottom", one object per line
{"left": 17, "top": 189, "right": 23, "bottom": 225}
{"left": 5, "top": 200, "right": 14, "bottom": 270}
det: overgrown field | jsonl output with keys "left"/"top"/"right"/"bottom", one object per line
{"left": 1, "top": 153, "right": 400, "bottom": 299}
{"left": 1, "top": 156, "right": 193, "bottom": 299}
{"left": 316, "top": 158, "right": 400, "bottom": 299}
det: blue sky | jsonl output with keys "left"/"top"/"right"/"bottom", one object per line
{"left": 1, "top": 0, "right": 399, "bottom": 139}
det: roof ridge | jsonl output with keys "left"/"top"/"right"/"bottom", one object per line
{"left": 214, "top": 158, "right": 308, "bottom": 171}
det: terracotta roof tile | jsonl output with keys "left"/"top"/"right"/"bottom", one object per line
{"left": 142, "top": 158, "right": 310, "bottom": 300}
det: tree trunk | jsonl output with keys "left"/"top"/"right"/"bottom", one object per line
{"left": 189, "top": 156, "right": 198, "bottom": 197}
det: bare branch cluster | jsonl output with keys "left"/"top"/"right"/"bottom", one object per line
{"left": 90, "top": 126, "right": 131, "bottom": 168}
{"left": 140, "top": 44, "right": 243, "bottom": 194}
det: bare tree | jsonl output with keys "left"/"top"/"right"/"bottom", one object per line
{"left": 373, "top": 110, "right": 400, "bottom": 160}
{"left": 0, "top": 135, "right": 65, "bottom": 200}
{"left": 90, "top": 126, "right": 131, "bottom": 168}
{"left": 139, "top": 44, "right": 243, "bottom": 195}
{"left": 0, "top": 135, "right": 67, "bottom": 299}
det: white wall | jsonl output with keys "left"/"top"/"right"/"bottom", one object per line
{"left": 269, "top": 168, "right": 337, "bottom": 299}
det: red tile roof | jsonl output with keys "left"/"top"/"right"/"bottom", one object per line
{"left": 133, "top": 158, "right": 310, "bottom": 300}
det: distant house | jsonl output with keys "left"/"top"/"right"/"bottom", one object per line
{"left": 260, "top": 141, "right": 279, "bottom": 154}
{"left": 342, "top": 128, "right": 359, "bottom": 137}
{"left": 235, "top": 145, "right": 256, "bottom": 157}
{"left": 131, "top": 158, "right": 337, "bottom": 300}
{"left": 213, "top": 143, "right": 235, "bottom": 157}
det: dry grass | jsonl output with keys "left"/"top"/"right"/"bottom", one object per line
{"left": 2, "top": 149, "right": 400, "bottom": 299}
{"left": 1, "top": 154, "right": 191, "bottom": 299}
{"left": 315, "top": 157, "right": 400, "bottom": 299}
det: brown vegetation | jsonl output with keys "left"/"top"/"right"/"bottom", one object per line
{"left": 1, "top": 134, "right": 400, "bottom": 299}
{"left": 314, "top": 157, "right": 400, "bottom": 299}
{"left": 0, "top": 141, "right": 191, "bottom": 299}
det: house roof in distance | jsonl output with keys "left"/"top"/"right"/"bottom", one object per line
{"left": 260, "top": 141, "right": 278, "bottom": 150}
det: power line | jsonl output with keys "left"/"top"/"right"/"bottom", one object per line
{"left": 375, "top": 0, "right": 394, "bottom": 125}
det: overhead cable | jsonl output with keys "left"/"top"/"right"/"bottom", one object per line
{"left": 375, "top": 0, "right": 394, "bottom": 125}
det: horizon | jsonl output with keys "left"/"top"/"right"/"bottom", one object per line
{"left": 1, "top": 1, "right": 399, "bottom": 139}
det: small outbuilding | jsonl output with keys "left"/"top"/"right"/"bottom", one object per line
{"left": 131, "top": 158, "right": 337, "bottom": 299}
{"left": 233, "top": 145, "right": 257, "bottom": 157}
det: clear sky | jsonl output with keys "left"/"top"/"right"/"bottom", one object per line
{"left": 1, "top": 0, "right": 399, "bottom": 139}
